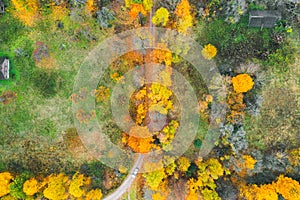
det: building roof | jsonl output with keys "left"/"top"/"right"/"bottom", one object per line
{"left": 0, "top": 57, "right": 9, "bottom": 80}
{"left": 249, "top": 10, "right": 281, "bottom": 28}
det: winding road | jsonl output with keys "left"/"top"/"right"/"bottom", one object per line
{"left": 103, "top": 4, "right": 156, "bottom": 200}
{"left": 103, "top": 154, "right": 144, "bottom": 200}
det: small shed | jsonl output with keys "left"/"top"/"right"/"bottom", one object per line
{"left": 249, "top": 10, "right": 281, "bottom": 28}
{"left": 0, "top": 0, "right": 4, "bottom": 14}
{"left": 0, "top": 58, "right": 9, "bottom": 80}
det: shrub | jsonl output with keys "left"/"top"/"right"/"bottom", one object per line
{"left": 0, "top": 172, "right": 13, "bottom": 197}
{"left": 96, "top": 7, "right": 114, "bottom": 29}
{"left": 232, "top": 74, "right": 254, "bottom": 93}
{"left": 202, "top": 44, "right": 217, "bottom": 60}
{"left": 23, "top": 178, "right": 39, "bottom": 196}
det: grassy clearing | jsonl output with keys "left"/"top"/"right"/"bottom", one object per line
{"left": 245, "top": 35, "right": 300, "bottom": 150}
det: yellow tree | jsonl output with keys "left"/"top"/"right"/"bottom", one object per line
{"left": 174, "top": 0, "right": 193, "bottom": 34}
{"left": 86, "top": 189, "right": 103, "bottom": 200}
{"left": 69, "top": 173, "right": 91, "bottom": 198}
{"left": 11, "top": 0, "right": 39, "bottom": 26}
{"left": 0, "top": 172, "right": 13, "bottom": 197}
{"left": 86, "top": 0, "right": 98, "bottom": 14}
{"left": 125, "top": 126, "right": 154, "bottom": 153}
{"left": 152, "top": 7, "right": 170, "bottom": 26}
{"left": 23, "top": 178, "right": 39, "bottom": 196}
{"left": 176, "top": 157, "right": 190, "bottom": 172}
{"left": 43, "top": 173, "right": 69, "bottom": 200}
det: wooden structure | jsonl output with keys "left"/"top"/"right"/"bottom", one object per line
{"left": 0, "top": 58, "right": 9, "bottom": 80}
{"left": 249, "top": 10, "right": 281, "bottom": 28}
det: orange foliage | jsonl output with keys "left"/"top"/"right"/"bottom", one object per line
{"left": 145, "top": 48, "right": 172, "bottom": 66}
{"left": 174, "top": 0, "right": 193, "bottom": 34}
{"left": 126, "top": 126, "right": 154, "bottom": 153}
{"left": 129, "top": 4, "right": 147, "bottom": 19}
{"left": 227, "top": 91, "right": 246, "bottom": 124}
{"left": 127, "top": 135, "right": 154, "bottom": 153}
{"left": 86, "top": 0, "right": 97, "bottom": 14}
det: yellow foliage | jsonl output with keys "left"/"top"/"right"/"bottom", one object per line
{"left": 69, "top": 173, "right": 90, "bottom": 198}
{"left": 152, "top": 192, "right": 166, "bottom": 200}
{"left": 0, "top": 172, "right": 13, "bottom": 197}
{"left": 176, "top": 156, "right": 190, "bottom": 172}
{"left": 142, "top": 0, "right": 153, "bottom": 11}
{"left": 240, "top": 175, "right": 300, "bottom": 200}
{"left": 125, "top": 0, "right": 152, "bottom": 11}
{"left": 50, "top": 5, "right": 68, "bottom": 21}
{"left": 134, "top": 83, "right": 173, "bottom": 124}
{"left": 43, "top": 173, "right": 69, "bottom": 200}
{"left": 186, "top": 191, "right": 199, "bottom": 200}
{"left": 288, "top": 147, "right": 300, "bottom": 166}
{"left": 23, "top": 178, "right": 39, "bottom": 196}
{"left": 86, "top": 0, "right": 97, "bottom": 14}
{"left": 152, "top": 7, "right": 169, "bottom": 26}
{"left": 86, "top": 189, "right": 103, "bottom": 200}
{"left": 240, "top": 184, "right": 278, "bottom": 200}
{"left": 118, "top": 165, "right": 128, "bottom": 174}
{"left": 275, "top": 175, "right": 300, "bottom": 200}
{"left": 188, "top": 158, "right": 225, "bottom": 199}
{"left": 95, "top": 86, "right": 110, "bottom": 102}
{"left": 232, "top": 74, "right": 254, "bottom": 93}
{"left": 143, "top": 168, "right": 167, "bottom": 190}
{"left": 202, "top": 44, "right": 217, "bottom": 60}
{"left": 110, "top": 72, "right": 123, "bottom": 82}
{"left": 174, "top": 0, "right": 193, "bottom": 34}
{"left": 242, "top": 155, "right": 257, "bottom": 170}
{"left": 11, "top": 0, "right": 39, "bottom": 26}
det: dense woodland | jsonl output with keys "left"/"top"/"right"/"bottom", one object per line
{"left": 0, "top": 0, "right": 299, "bottom": 199}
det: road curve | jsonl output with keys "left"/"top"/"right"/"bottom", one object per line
{"left": 103, "top": 154, "right": 144, "bottom": 200}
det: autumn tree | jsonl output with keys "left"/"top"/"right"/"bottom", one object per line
{"left": 143, "top": 161, "right": 167, "bottom": 190}
{"left": 11, "top": 0, "right": 39, "bottom": 26}
{"left": 69, "top": 173, "right": 91, "bottom": 198}
{"left": 0, "top": 172, "right": 13, "bottom": 197}
{"left": 23, "top": 178, "right": 39, "bottom": 196}
{"left": 152, "top": 7, "right": 170, "bottom": 26}
{"left": 174, "top": 0, "right": 193, "bottom": 34}
{"left": 124, "top": 126, "right": 154, "bottom": 153}
{"left": 86, "top": 0, "right": 98, "bottom": 14}
{"left": 86, "top": 189, "right": 103, "bottom": 200}
{"left": 176, "top": 156, "right": 190, "bottom": 172}
{"left": 43, "top": 173, "right": 69, "bottom": 200}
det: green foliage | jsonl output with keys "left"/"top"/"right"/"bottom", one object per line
{"left": 33, "top": 69, "right": 62, "bottom": 98}
{"left": 9, "top": 172, "right": 31, "bottom": 199}
{"left": 193, "top": 139, "right": 202, "bottom": 149}
{"left": 80, "top": 161, "right": 106, "bottom": 188}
